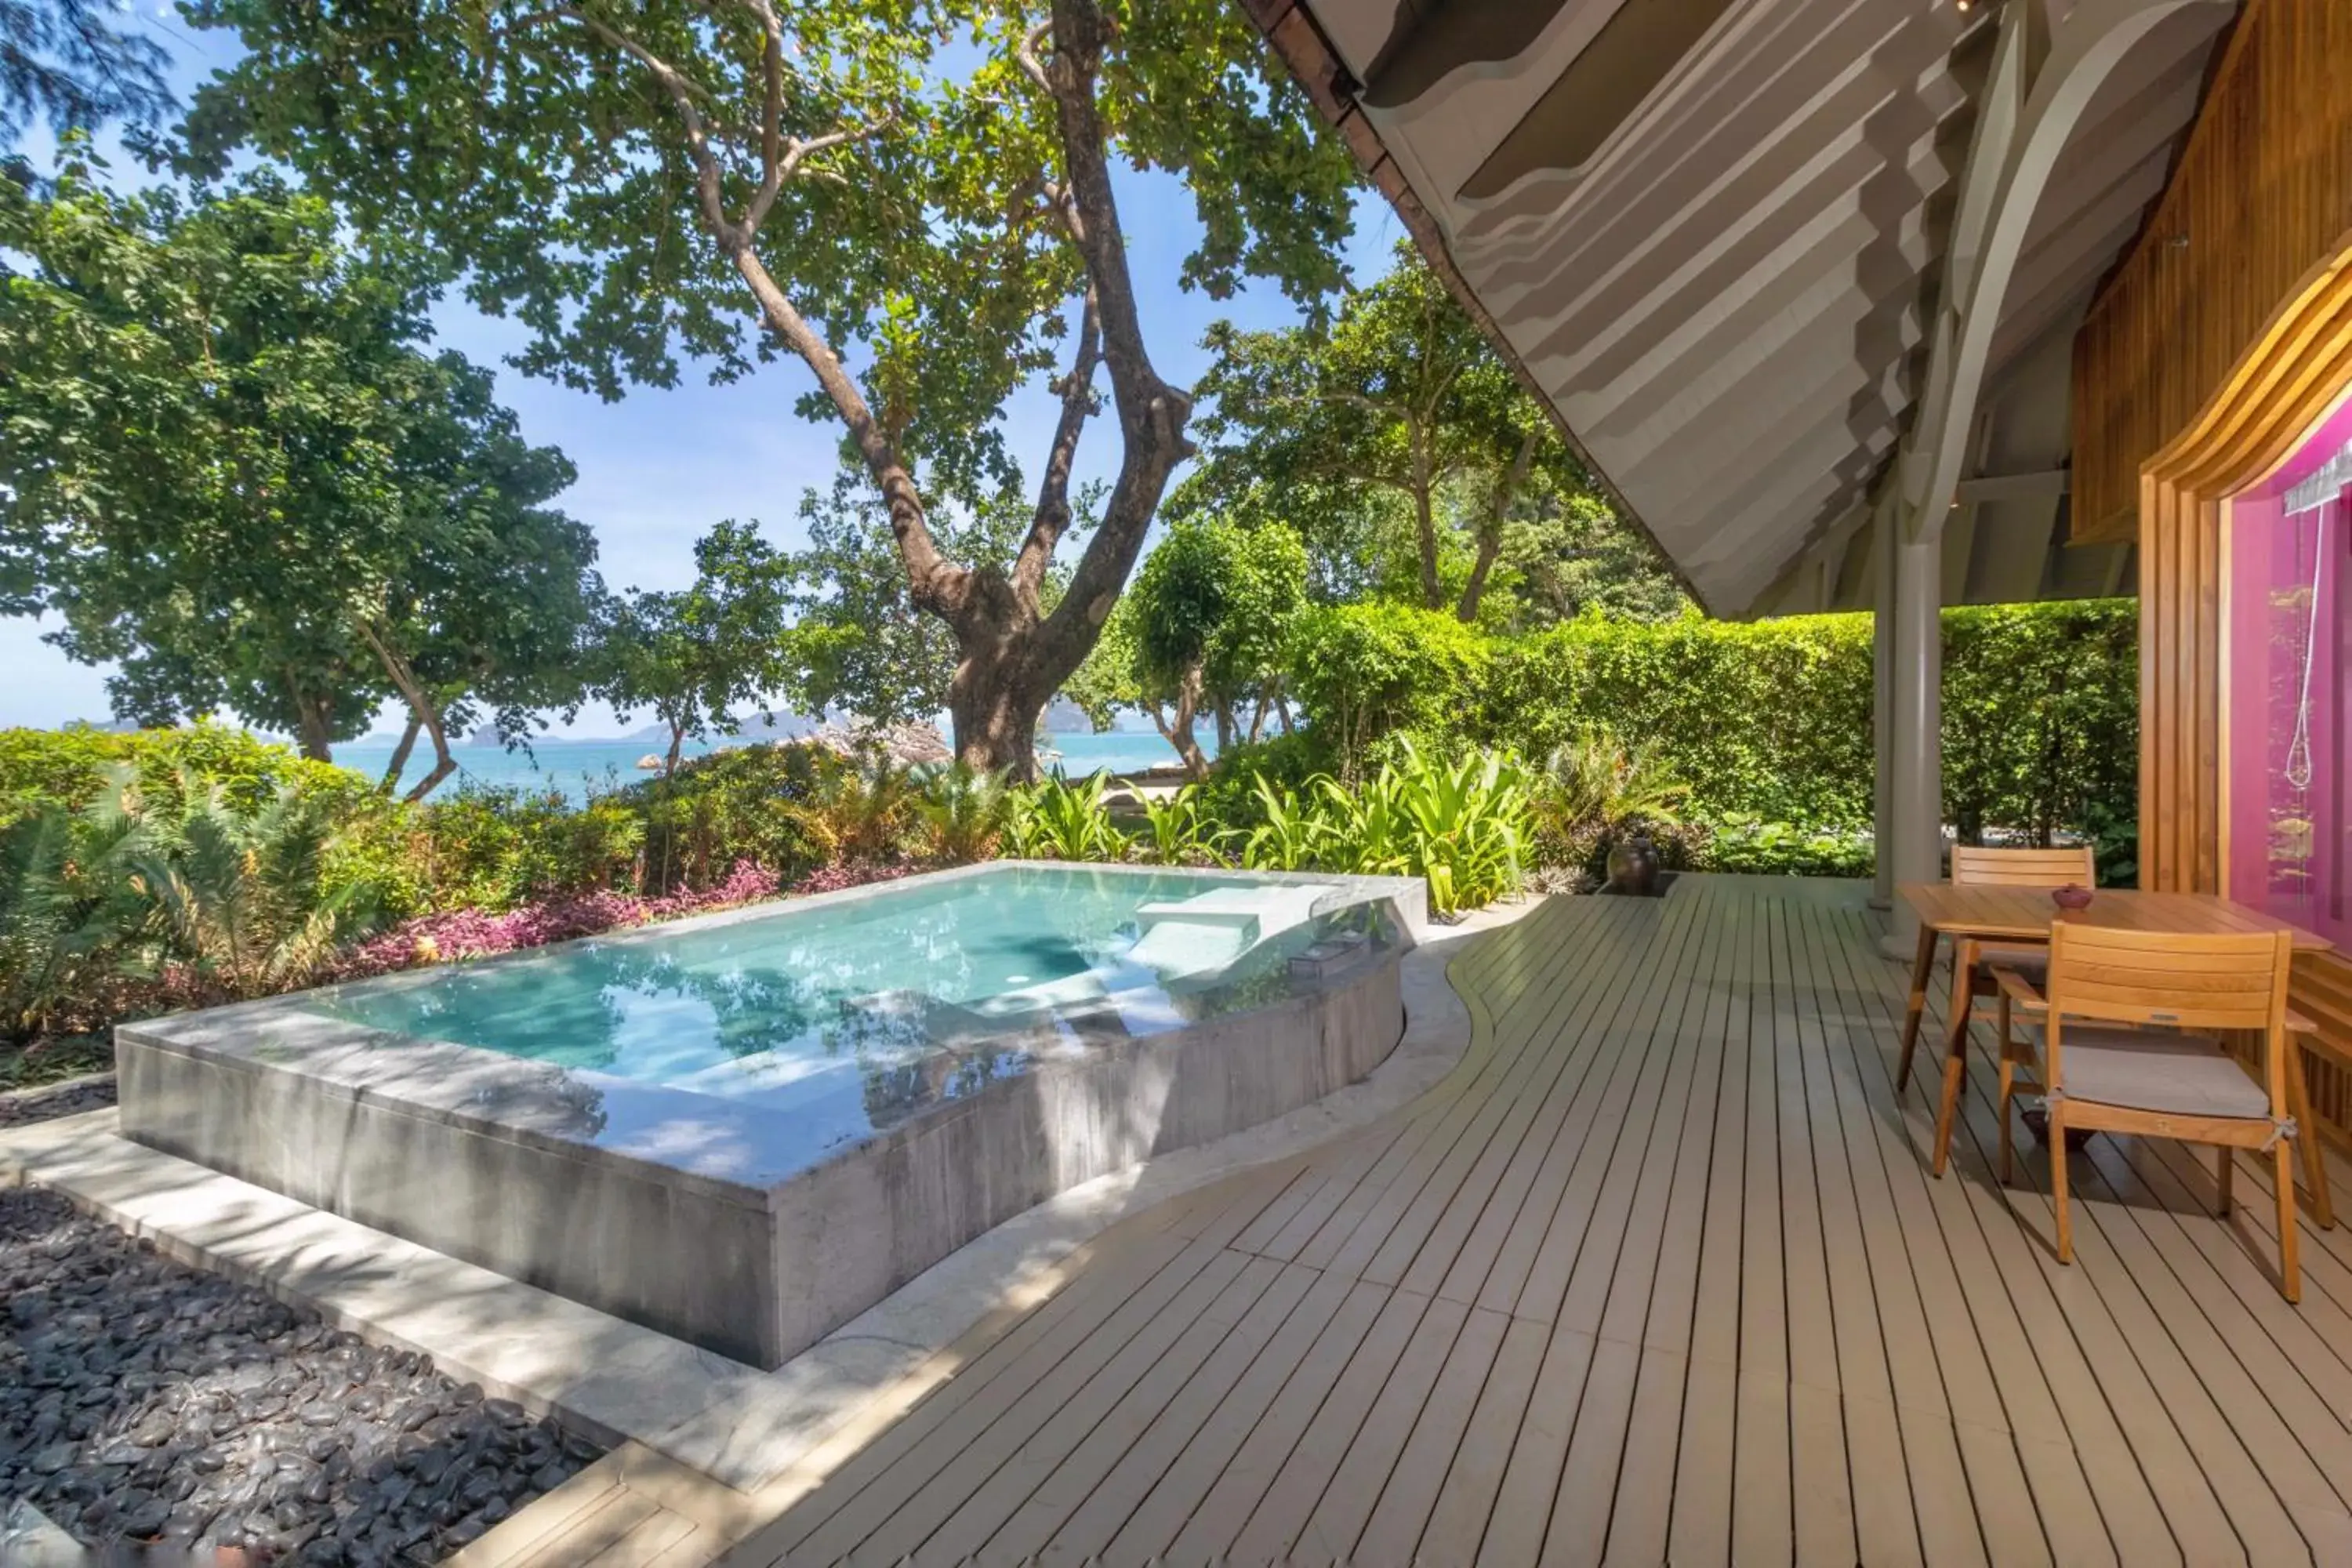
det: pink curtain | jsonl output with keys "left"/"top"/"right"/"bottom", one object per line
{"left": 2227, "top": 401, "right": 2352, "bottom": 943}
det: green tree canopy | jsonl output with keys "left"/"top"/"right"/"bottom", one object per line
{"left": 183, "top": 0, "right": 1359, "bottom": 774}
{"left": 593, "top": 521, "right": 793, "bottom": 775}
{"left": 1185, "top": 242, "right": 1683, "bottom": 626}
{"left": 0, "top": 166, "right": 602, "bottom": 798}
{"left": 1065, "top": 516, "right": 1305, "bottom": 777}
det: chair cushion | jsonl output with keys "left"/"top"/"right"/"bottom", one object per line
{"left": 2024, "top": 1023, "right": 2270, "bottom": 1120}
{"left": 1973, "top": 942, "right": 2049, "bottom": 974}
{"left": 1969, "top": 944, "right": 2048, "bottom": 991}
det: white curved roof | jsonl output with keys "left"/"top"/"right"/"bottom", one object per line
{"left": 1254, "top": 0, "right": 2236, "bottom": 614}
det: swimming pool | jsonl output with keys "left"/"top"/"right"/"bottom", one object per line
{"left": 118, "top": 863, "right": 1426, "bottom": 1366}
{"left": 306, "top": 866, "right": 1338, "bottom": 1137}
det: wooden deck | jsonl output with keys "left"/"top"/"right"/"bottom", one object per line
{"left": 699, "top": 874, "right": 2352, "bottom": 1566}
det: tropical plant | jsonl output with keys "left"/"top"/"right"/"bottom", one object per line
{"left": 913, "top": 761, "right": 1014, "bottom": 865}
{"left": 791, "top": 754, "right": 917, "bottom": 866}
{"left": 2, "top": 765, "right": 388, "bottom": 1032}
{"left": 1008, "top": 772, "right": 1132, "bottom": 863}
{"left": 0, "top": 799, "right": 139, "bottom": 1039}
{"left": 1238, "top": 774, "right": 1323, "bottom": 873}
{"left": 1529, "top": 728, "right": 1688, "bottom": 877}
{"left": 1308, "top": 771, "right": 1412, "bottom": 878}
{"left": 1133, "top": 785, "right": 1224, "bottom": 867}
{"left": 1381, "top": 741, "right": 1530, "bottom": 916}
{"left": 114, "top": 775, "right": 382, "bottom": 994}
{"left": 1535, "top": 730, "right": 1687, "bottom": 833}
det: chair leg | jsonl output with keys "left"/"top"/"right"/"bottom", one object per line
{"left": 2288, "top": 1045, "right": 2336, "bottom": 1230}
{"left": 1897, "top": 924, "right": 1936, "bottom": 1092}
{"left": 2276, "top": 1138, "right": 2303, "bottom": 1304}
{"left": 2049, "top": 1102, "right": 2073, "bottom": 1265}
{"left": 2216, "top": 1146, "right": 2235, "bottom": 1218}
{"left": 1995, "top": 991, "right": 2015, "bottom": 1185}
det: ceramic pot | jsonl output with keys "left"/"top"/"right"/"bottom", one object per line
{"left": 2052, "top": 884, "right": 2094, "bottom": 911}
{"left": 1605, "top": 835, "right": 1660, "bottom": 897}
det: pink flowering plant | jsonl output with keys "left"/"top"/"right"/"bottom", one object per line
{"left": 327, "top": 860, "right": 782, "bottom": 981}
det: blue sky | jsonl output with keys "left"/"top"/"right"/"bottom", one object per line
{"left": 0, "top": 10, "right": 1399, "bottom": 736}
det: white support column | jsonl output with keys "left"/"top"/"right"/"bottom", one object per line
{"left": 1871, "top": 496, "right": 1896, "bottom": 910}
{"left": 1882, "top": 512, "right": 1943, "bottom": 958}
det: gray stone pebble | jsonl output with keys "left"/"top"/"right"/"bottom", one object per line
{"left": 0, "top": 1189, "right": 601, "bottom": 1563}
{"left": 0, "top": 1073, "right": 117, "bottom": 1129}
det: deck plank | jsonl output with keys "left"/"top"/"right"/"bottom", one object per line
{"left": 708, "top": 878, "right": 2352, "bottom": 1568}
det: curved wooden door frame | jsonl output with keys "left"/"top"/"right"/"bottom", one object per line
{"left": 2141, "top": 230, "right": 2352, "bottom": 893}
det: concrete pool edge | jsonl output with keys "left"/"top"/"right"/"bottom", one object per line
{"left": 0, "top": 894, "right": 1541, "bottom": 1499}
{"left": 116, "top": 864, "right": 1429, "bottom": 1367}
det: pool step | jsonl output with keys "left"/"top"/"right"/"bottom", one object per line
{"left": 1128, "top": 884, "right": 1340, "bottom": 979}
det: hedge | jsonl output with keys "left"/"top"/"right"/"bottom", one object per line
{"left": 0, "top": 721, "right": 377, "bottom": 833}
{"left": 1286, "top": 600, "right": 2139, "bottom": 847}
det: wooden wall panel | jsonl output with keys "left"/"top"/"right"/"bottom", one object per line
{"left": 2078, "top": 0, "right": 2352, "bottom": 1145}
{"left": 2072, "top": 0, "right": 2352, "bottom": 546}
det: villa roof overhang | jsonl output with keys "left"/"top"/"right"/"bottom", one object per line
{"left": 1240, "top": 0, "right": 2239, "bottom": 617}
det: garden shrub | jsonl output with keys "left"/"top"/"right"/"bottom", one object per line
{"left": 0, "top": 722, "right": 377, "bottom": 832}
{"left": 1940, "top": 602, "right": 2138, "bottom": 851}
{"left": 623, "top": 742, "right": 840, "bottom": 893}
{"left": 1468, "top": 611, "right": 1876, "bottom": 828}
{"left": 1283, "top": 603, "right": 1490, "bottom": 774}
{"left": 1699, "top": 815, "right": 1876, "bottom": 878}
{"left": 1195, "top": 730, "right": 1330, "bottom": 830}
{"left": 1421, "top": 600, "right": 2132, "bottom": 855}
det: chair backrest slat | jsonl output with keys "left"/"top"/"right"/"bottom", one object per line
{"left": 1949, "top": 844, "right": 2095, "bottom": 888}
{"left": 2046, "top": 924, "right": 2291, "bottom": 1032}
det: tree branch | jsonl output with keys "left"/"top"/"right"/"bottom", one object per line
{"left": 1030, "top": 0, "right": 1196, "bottom": 675}
{"left": 351, "top": 615, "right": 457, "bottom": 803}
{"left": 380, "top": 713, "right": 421, "bottom": 791}
{"left": 728, "top": 247, "right": 971, "bottom": 623}
{"left": 512, "top": 7, "right": 966, "bottom": 629}
{"left": 1457, "top": 426, "right": 1540, "bottom": 622}
{"left": 512, "top": 7, "right": 739, "bottom": 244}
{"left": 1013, "top": 285, "right": 1102, "bottom": 604}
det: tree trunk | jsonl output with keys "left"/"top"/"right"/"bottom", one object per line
{"left": 1457, "top": 525, "right": 1504, "bottom": 622}
{"left": 950, "top": 654, "right": 1047, "bottom": 779}
{"left": 665, "top": 721, "right": 687, "bottom": 776}
{"left": 290, "top": 688, "right": 336, "bottom": 763}
{"left": 1146, "top": 664, "right": 1210, "bottom": 782}
{"left": 1457, "top": 429, "right": 1537, "bottom": 622}
{"left": 1413, "top": 469, "right": 1443, "bottom": 610}
{"left": 380, "top": 715, "right": 423, "bottom": 791}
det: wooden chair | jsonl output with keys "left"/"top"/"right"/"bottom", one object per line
{"left": 1898, "top": 844, "right": 2094, "bottom": 1099}
{"left": 1993, "top": 923, "right": 2324, "bottom": 1301}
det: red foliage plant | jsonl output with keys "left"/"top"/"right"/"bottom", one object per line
{"left": 326, "top": 859, "right": 782, "bottom": 981}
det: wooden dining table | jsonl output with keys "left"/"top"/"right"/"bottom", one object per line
{"left": 1895, "top": 883, "right": 2332, "bottom": 1179}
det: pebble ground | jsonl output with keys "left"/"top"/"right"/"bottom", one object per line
{"left": 0, "top": 1188, "right": 600, "bottom": 1564}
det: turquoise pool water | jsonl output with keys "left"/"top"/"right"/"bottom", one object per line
{"left": 306, "top": 866, "right": 1346, "bottom": 1137}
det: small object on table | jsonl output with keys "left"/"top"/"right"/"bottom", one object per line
{"left": 2052, "top": 884, "right": 2094, "bottom": 911}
